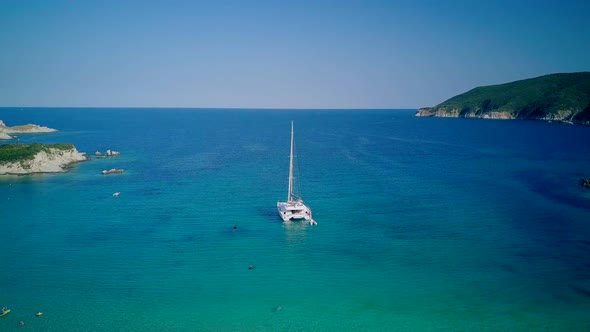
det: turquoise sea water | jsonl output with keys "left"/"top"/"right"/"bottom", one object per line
{"left": 1, "top": 108, "right": 590, "bottom": 331}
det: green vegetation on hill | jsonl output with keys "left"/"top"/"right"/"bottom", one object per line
{"left": 0, "top": 143, "right": 74, "bottom": 165}
{"left": 419, "top": 72, "right": 590, "bottom": 124}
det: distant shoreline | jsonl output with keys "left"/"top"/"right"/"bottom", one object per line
{"left": 415, "top": 72, "right": 590, "bottom": 126}
{"left": 0, "top": 120, "right": 57, "bottom": 140}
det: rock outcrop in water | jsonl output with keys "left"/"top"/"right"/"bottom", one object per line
{"left": 0, "top": 120, "right": 57, "bottom": 139}
{"left": 102, "top": 168, "right": 124, "bottom": 175}
{"left": 95, "top": 149, "right": 121, "bottom": 157}
{"left": 416, "top": 72, "right": 590, "bottom": 125}
{"left": 0, "top": 143, "right": 87, "bottom": 175}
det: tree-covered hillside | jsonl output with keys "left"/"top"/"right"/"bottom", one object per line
{"left": 417, "top": 72, "right": 590, "bottom": 124}
{"left": 0, "top": 143, "right": 75, "bottom": 165}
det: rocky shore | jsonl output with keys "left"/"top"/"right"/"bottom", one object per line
{"left": 0, "top": 120, "right": 57, "bottom": 139}
{"left": 416, "top": 108, "right": 515, "bottom": 120}
{"left": 0, "top": 144, "right": 87, "bottom": 175}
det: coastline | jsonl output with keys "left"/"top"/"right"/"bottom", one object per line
{"left": 415, "top": 107, "right": 588, "bottom": 125}
{"left": 0, "top": 146, "right": 88, "bottom": 175}
{"left": 0, "top": 120, "right": 57, "bottom": 140}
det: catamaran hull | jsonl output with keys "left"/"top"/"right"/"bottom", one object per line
{"left": 277, "top": 201, "right": 312, "bottom": 222}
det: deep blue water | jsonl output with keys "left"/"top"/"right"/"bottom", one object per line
{"left": 1, "top": 108, "right": 590, "bottom": 331}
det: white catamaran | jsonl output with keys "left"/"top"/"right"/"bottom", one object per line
{"left": 277, "top": 121, "right": 317, "bottom": 225}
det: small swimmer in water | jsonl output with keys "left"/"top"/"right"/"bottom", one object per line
{"left": 19, "top": 321, "right": 25, "bottom": 326}
{"left": 248, "top": 265, "right": 255, "bottom": 270}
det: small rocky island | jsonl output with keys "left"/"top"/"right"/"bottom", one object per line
{"left": 95, "top": 149, "right": 121, "bottom": 157}
{"left": 0, "top": 143, "right": 87, "bottom": 175}
{"left": 0, "top": 120, "right": 57, "bottom": 139}
{"left": 102, "top": 168, "right": 124, "bottom": 175}
{"left": 416, "top": 72, "right": 590, "bottom": 125}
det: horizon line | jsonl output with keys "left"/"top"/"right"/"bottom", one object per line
{"left": 0, "top": 106, "right": 420, "bottom": 111}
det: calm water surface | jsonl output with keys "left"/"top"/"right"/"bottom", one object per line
{"left": 1, "top": 108, "right": 590, "bottom": 331}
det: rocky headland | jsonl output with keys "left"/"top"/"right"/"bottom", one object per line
{"left": 416, "top": 72, "right": 590, "bottom": 125}
{"left": 0, "top": 143, "right": 87, "bottom": 175}
{"left": 0, "top": 120, "right": 57, "bottom": 139}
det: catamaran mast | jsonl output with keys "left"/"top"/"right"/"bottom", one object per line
{"left": 288, "top": 121, "right": 294, "bottom": 202}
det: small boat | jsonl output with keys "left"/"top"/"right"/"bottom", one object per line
{"left": 277, "top": 121, "right": 317, "bottom": 225}
{"left": 112, "top": 192, "right": 121, "bottom": 197}
{"left": 0, "top": 309, "right": 10, "bottom": 317}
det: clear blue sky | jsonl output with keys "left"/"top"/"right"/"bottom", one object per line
{"left": 1, "top": 0, "right": 589, "bottom": 109}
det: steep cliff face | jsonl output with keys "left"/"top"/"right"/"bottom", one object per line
{"left": 416, "top": 72, "right": 590, "bottom": 125}
{"left": 0, "top": 145, "right": 87, "bottom": 175}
